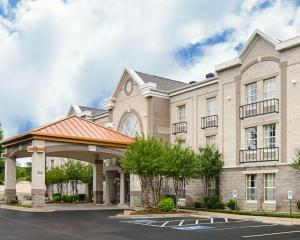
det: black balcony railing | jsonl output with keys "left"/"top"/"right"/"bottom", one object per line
{"left": 172, "top": 122, "right": 187, "bottom": 134}
{"left": 239, "top": 98, "right": 279, "bottom": 119}
{"left": 201, "top": 115, "right": 218, "bottom": 129}
{"left": 239, "top": 147, "right": 279, "bottom": 163}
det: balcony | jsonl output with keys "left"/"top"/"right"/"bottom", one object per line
{"left": 239, "top": 98, "right": 279, "bottom": 119}
{"left": 201, "top": 115, "right": 218, "bottom": 129}
{"left": 172, "top": 122, "right": 187, "bottom": 134}
{"left": 239, "top": 147, "right": 279, "bottom": 163}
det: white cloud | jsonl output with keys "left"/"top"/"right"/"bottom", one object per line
{"left": 0, "top": 0, "right": 300, "bottom": 138}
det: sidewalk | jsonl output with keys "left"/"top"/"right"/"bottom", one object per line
{"left": 189, "top": 210, "right": 300, "bottom": 226}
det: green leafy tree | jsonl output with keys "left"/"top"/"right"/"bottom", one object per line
{"left": 198, "top": 145, "right": 223, "bottom": 197}
{"left": 291, "top": 148, "right": 300, "bottom": 171}
{"left": 16, "top": 162, "right": 32, "bottom": 182}
{"left": 0, "top": 123, "right": 4, "bottom": 184}
{"left": 64, "top": 160, "right": 84, "bottom": 195}
{"left": 121, "top": 136, "right": 166, "bottom": 207}
{"left": 80, "top": 164, "right": 93, "bottom": 200}
{"left": 163, "top": 141, "right": 200, "bottom": 210}
{"left": 46, "top": 166, "right": 67, "bottom": 195}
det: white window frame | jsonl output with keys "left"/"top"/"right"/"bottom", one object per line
{"left": 207, "top": 97, "right": 216, "bottom": 116}
{"left": 264, "top": 173, "right": 276, "bottom": 202}
{"left": 246, "top": 174, "right": 257, "bottom": 201}
{"left": 206, "top": 135, "right": 216, "bottom": 146}
{"left": 264, "top": 124, "right": 276, "bottom": 148}
{"left": 264, "top": 78, "right": 276, "bottom": 100}
{"left": 246, "top": 127, "right": 257, "bottom": 150}
{"left": 177, "top": 105, "right": 186, "bottom": 122}
{"left": 246, "top": 82, "right": 257, "bottom": 105}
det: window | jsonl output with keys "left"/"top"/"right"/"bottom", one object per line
{"left": 246, "top": 174, "right": 257, "bottom": 201}
{"left": 207, "top": 97, "right": 216, "bottom": 116}
{"left": 264, "top": 78, "right": 276, "bottom": 100}
{"left": 206, "top": 135, "right": 216, "bottom": 146}
{"left": 246, "top": 127, "right": 257, "bottom": 150}
{"left": 120, "top": 114, "right": 141, "bottom": 137}
{"left": 178, "top": 138, "right": 186, "bottom": 147}
{"left": 246, "top": 83, "right": 257, "bottom": 104}
{"left": 264, "top": 124, "right": 276, "bottom": 148}
{"left": 264, "top": 174, "right": 276, "bottom": 201}
{"left": 51, "top": 159, "right": 54, "bottom": 169}
{"left": 178, "top": 180, "right": 186, "bottom": 199}
{"left": 177, "top": 105, "right": 186, "bottom": 122}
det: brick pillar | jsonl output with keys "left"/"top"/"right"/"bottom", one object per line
{"left": 93, "top": 159, "right": 104, "bottom": 204}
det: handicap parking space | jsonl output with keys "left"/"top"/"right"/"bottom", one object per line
{"left": 120, "top": 216, "right": 300, "bottom": 239}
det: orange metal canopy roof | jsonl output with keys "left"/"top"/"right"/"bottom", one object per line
{"left": 1, "top": 115, "right": 133, "bottom": 148}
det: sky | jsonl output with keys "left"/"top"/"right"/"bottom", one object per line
{"left": 1, "top": 0, "right": 300, "bottom": 139}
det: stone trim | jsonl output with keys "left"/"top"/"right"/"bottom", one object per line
{"left": 235, "top": 75, "right": 241, "bottom": 166}
{"left": 240, "top": 56, "right": 280, "bottom": 75}
{"left": 280, "top": 61, "right": 288, "bottom": 163}
{"left": 31, "top": 189, "right": 45, "bottom": 195}
{"left": 4, "top": 189, "right": 16, "bottom": 194}
{"left": 130, "top": 191, "right": 141, "bottom": 196}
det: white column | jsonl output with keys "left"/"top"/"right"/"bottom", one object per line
{"left": 31, "top": 140, "right": 46, "bottom": 208}
{"left": 4, "top": 157, "right": 16, "bottom": 203}
{"left": 93, "top": 159, "right": 104, "bottom": 204}
{"left": 118, "top": 171, "right": 125, "bottom": 206}
{"left": 105, "top": 172, "right": 111, "bottom": 204}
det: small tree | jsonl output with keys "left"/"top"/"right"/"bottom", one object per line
{"left": 163, "top": 141, "right": 199, "bottom": 210}
{"left": 292, "top": 148, "right": 300, "bottom": 172}
{"left": 121, "top": 136, "right": 165, "bottom": 207}
{"left": 80, "top": 164, "right": 93, "bottom": 200}
{"left": 198, "top": 145, "right": 223, "bottom": 197}
{"left": 46, "top": 167, "right": 67, "bottom": 195}
{"left": 64, "top": 160, "right": 84, "bottom": 195}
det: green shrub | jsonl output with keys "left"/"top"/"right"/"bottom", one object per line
{"left": 52, "top": 195, "right": 61, "bottom": 202}
{"left": 52, "top": 193, "right": 61, "bottom": 197}
{"left": 297, "top": 201, "right": 300, "bottom": 210}
{"left": 214, "top": 201, "right": 225, "bottom": 209}
{"left": 228, "top": 199, "right": 237, "bottom": 210}
{"left": 60, "top": 195, "right": 68, "bottom": 202}
{"left": 203, "top": 195, "right": 225, "bottom": 209}
{"left": 158, "top": 197, "right": 175, "bottom": 212}
{"left": 194, "top": 201, "right": 203, "bottom": 208}
{"left": 78, "top": 194, "right": 86, "bottom": 201}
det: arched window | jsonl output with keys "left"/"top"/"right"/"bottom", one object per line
{"left": 120, "top": 113, "right": 141, "bottom": 137}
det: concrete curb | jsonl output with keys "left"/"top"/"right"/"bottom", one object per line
{"left": 190, "top": 211, "right": 300, "bottom": 226}
{"left": 1, "top": 205, "right": 55, "bottom": 213}
{"left": 112, "top": 213, "right": 192, "bottom": 219}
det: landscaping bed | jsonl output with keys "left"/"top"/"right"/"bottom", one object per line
{"left": 130, "top": 207, "right": 177, "bottom": 215}
{"left": 184, "top": 207, "right": 300, "bottom": 219}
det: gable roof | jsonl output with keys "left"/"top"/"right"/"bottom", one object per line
{"left": 1, "top": 115, "right": 132, "bottom": 147}
{"left": 135, "top": 71, "right": 188, "bottom": 92}
{"left": 216, "top": 29, "right": 278, "bottom": 72}
{"left": 78, "top": 106, "right": 107, "bottom": 117}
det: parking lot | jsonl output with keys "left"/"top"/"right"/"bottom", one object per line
{"left": 0, "top": 208, "right": 300, "bottom": 240}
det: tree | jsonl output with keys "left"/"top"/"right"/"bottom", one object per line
{"left": 46, "top": 167, "right": 67, "bottom": 195}
{"left": 163, "top": 141, "right": 200, "bottom": 210}
{"left": 121, "top": 136, "right": 166, "bottom": 207}
{"left": 0, "top": 123, "right": 4, "bottom": 184}
{"left": 197, "top": 145, "right": 223, "bottom": 197}
{"left": 291, "top": 148, "right": 300, "bottom": 172}
{"left": 16, "top": 162, "right": 31, "bottom": 182}
{"left": 81, "top": 164, "right": 93, "bottom": 200}
{"left": 64, "top": 160, "right": 84, "bottom": 195}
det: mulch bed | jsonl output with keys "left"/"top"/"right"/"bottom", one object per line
{"left": 130, "top": 208, "right": 177, "bottom": 215}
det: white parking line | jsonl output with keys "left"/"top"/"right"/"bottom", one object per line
{"left": 160, "top": 221, "right": 170, "bottom": 227}
{"left": 195, "top": 220, "right": 199, "bottom": 224}
{"left": 242, "top": 230, "right": 300, "bottom": 238}
{"left": 210, "top": 218, "right": 214, "bottom": 223}
{"left": 178, "top": 220, "right": 184, "bottom": 226}
{"left": 224, "top": 218, "right": 228, "bottom": 222}
{"left": 212, "top": 224, "right": 276, "bottom": 232}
